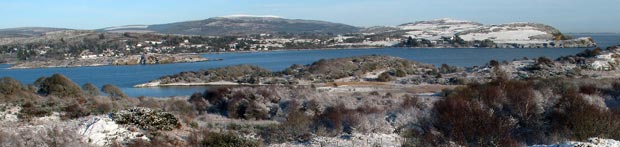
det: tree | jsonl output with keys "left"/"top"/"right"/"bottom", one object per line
{"left": 404, "top": 37, "right": 419, "bottom": 47}
{"left": 101, "top": 84, "right": 126, "bottom": 99}
{"left": 454, "top": 35, "right": 466, "bottom": 45}
{"left": 82, "top": 83, "right": 100, "bottom": 96}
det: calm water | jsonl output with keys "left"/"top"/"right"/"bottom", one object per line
{"left": 1, "top": 33, "right": 619, "bottom": 97}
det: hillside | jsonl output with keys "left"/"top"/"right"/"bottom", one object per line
{"left": 0, "top": 27, "right": 70, "bottom": 38}
{"left": 102, "top": 15, "right": 360, "bottom": 36}
{"left": 395, "top": 18, "right": 596, "bottom": 47}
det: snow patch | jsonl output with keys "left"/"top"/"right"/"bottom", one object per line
{"left": 220, "top": 14, "right": 282, "bottom": 18}
{"left": 270, "top": 133, "right": 403, "bottom": 147}
{"left": 529, "top": 138, "right": 620, "bottom": 147}
{"left": 0, "top": 105, "right": 20, "bottom": 122}
{"left": 79, "top": 115, "right": 148, "bottom": 146}
{"left": 103, "top": 25, "right": 149, "bottom": 31}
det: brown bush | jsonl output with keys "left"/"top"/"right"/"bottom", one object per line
{"left": 187, "top": 129, "right": 261, "bottom": 147}
{"left": 314, "top": 104, "right": 362, "bottom": 135}
{"left": 579, "top": 84, "right": 598, "bottom": 95}
{"left": 550, "top": 89, "right": 620, "bottom": 141}
{"left": 62, "top": 102, "right": 90, "bottom": 119}
{"left": 19, "top": 101, "right": 53, "bottom": 120}
{"left": 0, "top": 77, "right": 23, "bottom": 96}
{"left": 36, "top": 74, "right": 83, "bottom": 98}
{"left": 377, "top": 71, "right": 394, "bottom": 82}
{"left": 101, "top": 84, "right": 126, "bottom": 99}
{"left": 82, "top": 83, "right": 100, "bottom": 96}
{"left": 401, "top": 95, "right": 420, "bottom": 109}
{"left": 188, "top": 92, "right": 209, "bottom": 113}
{"left": 433, "top": 95, "right": 515, "bottom": 147}
{"left": 165, "top": 99, "right": 196, "bottom": 122}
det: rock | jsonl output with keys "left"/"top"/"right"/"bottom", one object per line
{"left": 79, "top": 116, "right": 148, "bottom": 146}
{"left": 110, "top": 107, "right": 181, "bottom": 131}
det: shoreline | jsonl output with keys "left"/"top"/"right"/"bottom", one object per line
{"left": 7, "top": 59, "right": 218, "bottom": 70}
{"left": 6, "top": 54, "right": 221, "bottom": 69}
{"left": 4, "top": 45, "right": 597, "bottom": 69}
{"left": 201, "top": 45, "right": 596, "bottom": 55}
{"left": 133, "top": 81, "right": 287, "bottom": 88}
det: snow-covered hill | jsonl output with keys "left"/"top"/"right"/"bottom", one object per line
{"left": 397, "top": 18, "right": 595, "bottom": 47}
{"left": 398, "top": 18, "right": 483, "bottom": 41}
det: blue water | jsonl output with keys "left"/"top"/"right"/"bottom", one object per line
{"left": 0, "top": 47, "right": 596, "bottom": 97}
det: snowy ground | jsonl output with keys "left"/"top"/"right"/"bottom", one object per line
{"left": 0, "top": 105, "right": 147, "bottom": 146}
{"left": 529, "top": 138, "right": 620, "bottom": 147}
{"left": 270, "top": 133, "right": 404, "bottom": 147}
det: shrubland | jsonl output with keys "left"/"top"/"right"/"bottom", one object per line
{"left": 402, "top": 78, "right": 620, "bottom": 146}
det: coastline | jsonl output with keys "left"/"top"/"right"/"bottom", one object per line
{"left": 5, "top": 44, "right": 597, "bottom": 69}
{"left": 201, "top": 45, "right": 597, "bottom": 55}
{"left": 6, "top": 54, "right": 218, "bottom": 69}
{"left": 134, "top": 81, "right": 263, "bottom": 88}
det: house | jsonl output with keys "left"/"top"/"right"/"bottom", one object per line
{"left": 79, "top": 50, "right": 98, "bottom": 59}
{"left": 145, "top": 41, "right": 163, "bottom": 45}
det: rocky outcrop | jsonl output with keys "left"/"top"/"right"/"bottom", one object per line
{"left": 110, "top": 107, "right": 181, "bottom": 131}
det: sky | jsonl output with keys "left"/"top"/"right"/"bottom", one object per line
{"left": 1, "top": 0, "right": 619, "bottom": 33}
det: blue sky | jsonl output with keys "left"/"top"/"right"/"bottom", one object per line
{"left": 1, "top": 0, "right": 619, "bottom": 33}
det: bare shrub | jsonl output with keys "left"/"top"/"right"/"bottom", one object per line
{"left": 401, "top": 95, "right": 420, "bottom": 109}
{"left": 164, "top": 98, "right": 196, "bottom": 123}
{"left": 82, "top": 83, "right": 100, "bottom": 96}
{"left": 188, "top": 129, "right": 261, "bottom": 147}
{"left": 188, "top": 92, "right": 209, "bottom": 114}
{"left": 0, "top": 77, "right": 23, "bottom": 96}
{"left": 101, "top": 84, "right": 127, "bottom": 99}
{"left": 19, "top": 101, "right": 53, "bottom": 120}
{"left": 377, "top": 71, "right": 393, "bottom": 82}
{"left": 36, "top": 74, "right": 83, "bottom": 98}
{"left": 137, "top": 96, "right": 161, "bottom": 109}
{"left": 62, "top": 101, "right": 90, "bottom": 119}
{"left": 579, "top": 84, "right": 598, "bottom": 95}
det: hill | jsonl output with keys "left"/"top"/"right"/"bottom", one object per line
{"left": 0, "top": 27, "right": 70, "bottom": 38}
{"left": 102, "top": 15, "right": 360, "bottom": 36}
{"left": 394, "top": 18, "right": 595, "bottom": 47}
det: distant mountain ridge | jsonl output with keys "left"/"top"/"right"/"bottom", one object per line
{"left": 101, "top": 15, "right": 361, "bottom": 36}
{"left": 0, "top": 27, "right": 70, "bottom": 38}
